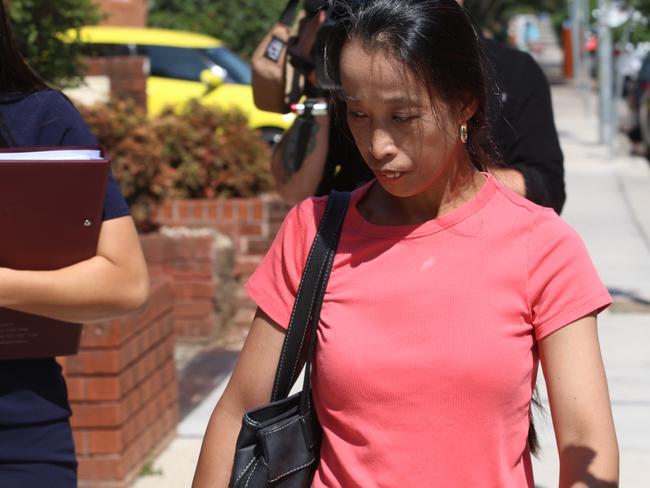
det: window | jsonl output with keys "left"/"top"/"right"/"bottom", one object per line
{"left": 202, "top": 47, "right": 251, "bottom": 85}
{"left": 80, "top": 43, "right": 132, "bottom": 57}
{"left": 138, "top": 45, "right": 211, "bottom": 82}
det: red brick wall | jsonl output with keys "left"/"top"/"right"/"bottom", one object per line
{"left": 60, "top": 278, "right": 177, "bottom": 488}
{"left": 97, "top": 0, "right": 147, "bottom": 27}
{"left": 152, "top": 195, "right": 291, "bottom": 328}
{"left": 153, "top": 196, "right": 290, "bottom": 256}
{"left": 140, "top": 230, "right": 236, "bottom": 341}
{"left": 57, "top": 196, "right": 287, "bottom": 484}
{"left": 85, "top": 56, "right": 147, "bottom": 109}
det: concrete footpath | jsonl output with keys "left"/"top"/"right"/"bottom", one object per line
{"left": 132, "top": 84, "right": 650, "bottom": 487}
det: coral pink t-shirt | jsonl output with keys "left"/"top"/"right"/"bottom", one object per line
{"left": 246, "top": 175, "right": 611, "bottom": 487}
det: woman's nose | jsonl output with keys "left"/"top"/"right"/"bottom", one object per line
{"left": 369, "top": 128, "right": 397, "bottom": 162}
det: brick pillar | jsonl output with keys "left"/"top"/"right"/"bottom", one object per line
{"left": 97, "top": 0, "right": 147, "bottom": 27}
{"left": 59, "top": 278, "right": 177, "bottom": 488}
{"left": 140, "top": 228, "right": 236, "bottom": 341}
{"left": 151, "top": 196, "right": 291, "bottom": 331}
{"left": 84, "top": 56, "right": 148, "bottom": 110}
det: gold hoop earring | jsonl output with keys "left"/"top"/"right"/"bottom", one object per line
{"left": 459, "top": 124, "right": 468, "bottom": 144}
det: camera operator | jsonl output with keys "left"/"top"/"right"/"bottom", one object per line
{"left": 270, "top": 0, "right": 566, "bottom": 214}
{"left": 270, "top": 5, "right": 373, "bottom": 204}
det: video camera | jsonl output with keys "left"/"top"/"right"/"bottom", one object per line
{"left": 291, "top": 0, "right": 338, "bottom": 93}
{"left": 251, "top": 0, "right": 358, "bottom": 114}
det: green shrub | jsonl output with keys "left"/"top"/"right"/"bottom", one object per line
{"left": 79, "top": 99, "right": 273, "bottom": 232}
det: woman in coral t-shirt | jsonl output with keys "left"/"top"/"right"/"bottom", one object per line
{"left": 194, "top": 1, "right": 619, "bottom": 486}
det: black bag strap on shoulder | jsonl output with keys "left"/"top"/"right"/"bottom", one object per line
{"left": 271, "top": 190, "right": 350, "bottom": 402}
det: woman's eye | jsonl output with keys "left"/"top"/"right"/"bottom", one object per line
{"left": 348, "top": 111, "right": 366, "bottom": 119}
{"left": 393, "top": 114, "right": 417, "bottom": 123}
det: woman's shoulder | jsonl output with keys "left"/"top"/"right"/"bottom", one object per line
{"left": 292, "top": 188, "right": 359, "bottom": 228}
{"left": 4, "top": 89, "right": 72, "bottom": 111}
{"left": 486, "top": 175, "right": 578, "bottom": 240}
{"left": 289, "top": 194, "right": 330, "bottom": 231}
{"left": 0, "top": 89, "right": 94, "bottom": 146}
{"left": 489, "top": 174, "right": 553, "bottom": 219}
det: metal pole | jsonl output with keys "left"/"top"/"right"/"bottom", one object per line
{"left": 579, "top": 0, "right": 592, "bottom": 116}
{"left": 571, "top": 0, "right": 581, "bottom": 85}
{"left": 598, "top": 0, "right": 614, "bottom": 156}
{"left": 613, "top": 21, "right": 632, "bottom": 156}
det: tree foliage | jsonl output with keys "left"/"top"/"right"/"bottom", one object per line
{"left": 8, "top": 0, "right": 101, "bottom": 87}
{"left": 148, "top": 0, "right": 289, "bottom": 59}
{"left": 627, "top": 0, "right": 650, "bottom": 43}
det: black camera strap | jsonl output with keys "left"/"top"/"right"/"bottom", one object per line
{"left": 279, "top": 0, "right": 302, "bottom": 26}
{"left": 283, "top": 99, "right": 320, "bottom": 175}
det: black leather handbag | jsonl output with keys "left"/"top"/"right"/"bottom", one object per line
{"left": 229, "top": 191, "right": 350, "bottom": 488}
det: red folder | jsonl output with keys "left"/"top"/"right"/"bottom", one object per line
{"left": 0, "top": 146, "right": 110, "bottom": 360}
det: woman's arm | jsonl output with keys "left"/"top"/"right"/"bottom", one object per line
{"left": 193, "top": 308, "right": 286, "bottom": 488}
{"left": 539, "top": 313, "right": 619, "bottom": 487}
{"left": 0, "top": 215, "right": 149, "bottom": 322}
{"left": 271, "top": 112, "right": 331, "bottom": 205}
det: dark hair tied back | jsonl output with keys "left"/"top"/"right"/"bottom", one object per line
{"left": 0, "top": 0, "right": 48, "bottom": 93}
{"left": 324, "top": 0, "right": 498, "bottom": 171}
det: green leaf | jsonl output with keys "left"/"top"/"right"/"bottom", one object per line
{"left": 9, "top": 0, "right": 102, "bottom": 87}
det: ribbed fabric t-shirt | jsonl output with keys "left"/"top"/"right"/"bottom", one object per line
{"left": 246, "top": 175, "right": 611, "bottom": 487}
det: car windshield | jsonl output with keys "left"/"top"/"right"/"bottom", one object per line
{"left": 202, "top": 47, "right": 251, "bottom": 85}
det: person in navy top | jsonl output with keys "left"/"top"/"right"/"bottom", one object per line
{"left": 0, "top": 3, "right": 149, "bottom": 486}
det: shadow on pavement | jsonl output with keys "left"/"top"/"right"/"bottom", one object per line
{"left": 177, "top": 347, "right": 238, "bottom": 419}
{"left": 608, "top": 287, "right": 650, "bottom": 314}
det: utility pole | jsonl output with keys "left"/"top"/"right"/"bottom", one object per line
{"left": 571, "top": 0, "right": 591, "bottom": 116}
{"left": 613, "top": 19, "right": 632, "bottom": 155}
{"left": 571, "top": 0, "right": 580, "bottom": 80}
{"left": 597, "top": 0, "right": 614, "bottom": 156}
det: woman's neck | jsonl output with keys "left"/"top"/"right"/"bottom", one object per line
{"left": 358, "top": 155, "right": 485, "bottom": 226}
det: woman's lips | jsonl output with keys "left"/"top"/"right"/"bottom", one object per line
{"left": 377, "top": 170, "right": 404, "bottom": 181}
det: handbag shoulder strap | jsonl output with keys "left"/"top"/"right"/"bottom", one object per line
{"left": 271, "top": 190, "right": 350, "bottom": 401}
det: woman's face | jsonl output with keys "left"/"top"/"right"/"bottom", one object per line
{"left": 339, "top": 39, "right": 464, "bottom": 199}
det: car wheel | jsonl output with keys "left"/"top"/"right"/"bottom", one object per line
{"left": 258, "top": 127, "right": 284, "bottom": 146}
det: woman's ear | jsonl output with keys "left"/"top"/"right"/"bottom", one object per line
{"left": 461, "top": 96, "right": 478, "bottom": 121}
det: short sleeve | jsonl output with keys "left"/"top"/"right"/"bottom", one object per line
{"left": 245, "top": 197, "right": 327, "bottom": 329}
{"left": 44, "top": 92, "right": 130, "bottom": 221}
{"left": 527, "top": 209, "right": 611, "bottom": 340}
{"left": 101, "top": 168, "right": 131, "bottom": 220}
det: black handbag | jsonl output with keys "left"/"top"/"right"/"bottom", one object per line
{"left": 229, "top": 191, "right": 350, "bottom": 488}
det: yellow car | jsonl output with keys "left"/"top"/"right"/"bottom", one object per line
{"left": 67, "top": 26, "right": 294, "bottom": 144}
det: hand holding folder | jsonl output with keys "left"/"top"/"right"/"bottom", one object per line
{"left": 0, "top": 146, "right": 110, "bottom": 360}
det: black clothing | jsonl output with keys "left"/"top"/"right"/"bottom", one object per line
{"left": 484, "top": 39, "right": 565, "bottom": 214}
{"left": 312, "top": 39, "right": 566, "bottom": 214}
